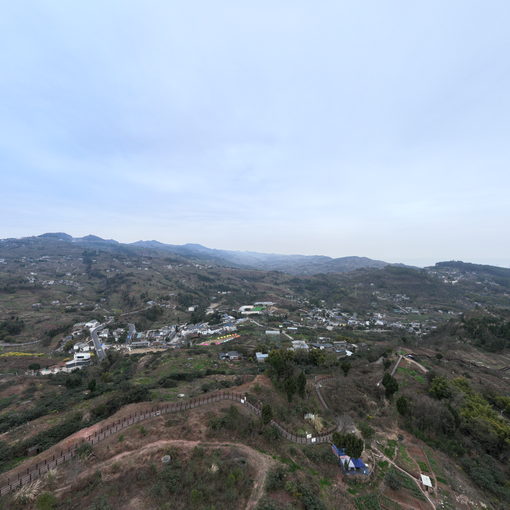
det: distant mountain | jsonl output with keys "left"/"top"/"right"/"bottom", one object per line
{"left": 130, "top": 241, "right": 389, "bottom": 274}
{"left": 76, "top": 235, "right": 119, "bottom": 244}
{"left": 15, "top": 233, "right": 510, "bottom": 277}
{"left": 38, "top": 232, "right": 73, "bottom": 241}
{"left": 6, "top": 233, "right": 391, "bottom": 275}
{"left": 431, "top": 260, "right": 510, "bottom": 289}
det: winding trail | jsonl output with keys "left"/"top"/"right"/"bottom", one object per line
{"left": 54, "top": 440, "right": 274, "bottom": 510}
{"left": 3, "top": 370, "right": 436, "bottom": 509}
{"left": 0, "top": 390, "right": 335, "bottom": 497}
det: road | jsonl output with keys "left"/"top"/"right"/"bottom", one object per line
{"left": 91, "top": 325, "right": 107, "bottom": 361}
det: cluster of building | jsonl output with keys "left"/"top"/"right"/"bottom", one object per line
{"left": 300, "top": 306, "right": 439, "bottom": 336}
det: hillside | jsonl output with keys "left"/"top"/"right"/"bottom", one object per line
{"left": 1, "top": 234, "right": 510, "bottom": 509}
{"left": 4, "top": 233, "right": 390, "bottom": 275}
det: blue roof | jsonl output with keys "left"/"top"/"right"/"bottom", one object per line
{"left": 332, "top": 444, "right": 367, "bottom": 470}
{"left": 352, "top": 458, "right": 367, "bottom": 469}
{"left": 331, "top": 445, "right": 345, "bottom": 456}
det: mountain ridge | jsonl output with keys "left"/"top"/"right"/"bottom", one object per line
{"left": 1, "top": 232, "right": 508, "bottom": 276}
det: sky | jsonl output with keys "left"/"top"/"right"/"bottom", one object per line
{"left": 1, "top": 1, "right": 509, "bottom": 267}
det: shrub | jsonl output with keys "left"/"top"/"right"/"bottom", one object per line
{"left": 76, "top": 442, "right": 93, "bottom": 459}
{"left": 429, "top": 376, "right": 451, "bottom": 400}
{"left": 385, "top": 470, "right": 401, "bottom": 490}
{"left": 36, "top": 492, "right": 57, "bottom": 510}
{"left": 396, "top": 395, "right": 409, "bottom": 416}
{"left": 382, "top": 373, "right": 398, "bottom": 399}
{"left": 266, "top": 466, "right": 287, "bottom": 491}
{"left": 262, "top": 404, "right": 273, "bottom": 425}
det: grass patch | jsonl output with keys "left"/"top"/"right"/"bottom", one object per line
{"left": 354, "top": 494, "right": 382, "bottom": 510}
{"left": 395, "top": 444, "right": 417, "bottom": 474}
{"left": 380, "top": 494, "right": 404, "bottom": 510}
{"left": 387, "top": 468, "right": 425, "bottom": 501}
{"left": 272, "top": 455, "right": 301, "bottom": 473}
{"left": 423, "top": 446, "right": 446, "bottom": 480}
{"left": 383, "top": 440, "right": 397, "bottom": 459}
{"left": 396, "top": 366, "right": 426, "bottom": 384}
{"left": 417, "top": 461, "right": 429, "bottom": 473}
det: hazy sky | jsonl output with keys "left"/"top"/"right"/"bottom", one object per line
{"left": 1, "top": 1, "right": 509, "bottom": 266}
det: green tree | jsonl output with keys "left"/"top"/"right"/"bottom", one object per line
{"left": 88, "top": 379, "right": 97, "bottom": 392}
{"left": 332, "top": 432, "right": 363, "bottom": 458}
{"left": 267, "top": 349, "right": 294, "bottom": 381}
{"left": 297, "top": 372, "right": 306, "bottom": 398}
{"left": 284, "top": 376, "right": 296, "bottom": 402}
{"left": 396, "top": 395, "right": 409, "bottom": 416}
{"left": 344, "top": 434, "right": 364, "bottom": 458}
{"left": 382, "top": 373, "right": 399, "bottom": 399}
{"left": 261, "top": 403, "right": 273, "bottom": 425}
{"left": 429, "top": 376, "right": 451, "bottom": 400}
{"left": 332, "top": 431, "right": 346, "bottom": 447}
{"left": 341, "top": 360, "right": 351, "bottom": 377}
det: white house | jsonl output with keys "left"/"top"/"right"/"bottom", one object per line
{"left": 255, "top": 352, "right": 269, "bottom": 363}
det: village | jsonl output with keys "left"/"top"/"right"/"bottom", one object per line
{"left": 34, "top": 297, "right": 438, "bottom": 376}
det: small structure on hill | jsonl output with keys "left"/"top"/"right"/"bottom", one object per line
{"left": 421, "top": 474, "right": 433, "bottom": 491}
{"left": 331, "top": 444, "right": 369, "bottom": 475}
{"left": 219, "top": 351, "right": 242, "bottom": 361}
{"left": 255, "top": 352, "right": 269, "bottom": 363}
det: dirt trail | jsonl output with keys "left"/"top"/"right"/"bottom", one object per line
{"left": 405, "top": 357, "right": 429, "bottom": 373}
{"left": 318, "top": 375, "right": 436, "bottom": 508}
{"left": 55, "top": 439, "right": 274, "bottom": 510}
{"left": 373, "top": 446, "right": 435, "bottom": 510}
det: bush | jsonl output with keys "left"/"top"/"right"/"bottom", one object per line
{"left": 262, "top": 404, "right": 273, "bottom": 425}
{"left": 429, "top": 376, "right": 451, "bottom": 400}
{"left": 76, "top": 442, "right": 93, "bottom": 459}
{"left": 396, "top": 396, "right": 409, "bottom": 416}
{"left": 299, "top": 484, "right": 327, "bottom": 510}
{"left": 382, "top": 373, "right": 398, "bottom": 399}
{"left": 460, "top": 455, "right": 510, "bottom": 500}
{"left": 266, "top": 466, "right": 287, "bottom": 491}
{"left": 36, "top": 492, "right": 57, "bottom": 510}
{"left": 359, "top": 421, "right": 375, "bottom": 440}
{"left": 385, "top": 470, "right": 401, "bottom": 490}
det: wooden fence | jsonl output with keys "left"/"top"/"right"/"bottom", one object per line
{"left": 0, "top": 391, "right": 336, "bottom": 497}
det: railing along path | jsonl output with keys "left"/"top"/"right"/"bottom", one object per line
{"left": 0, "top": 391, "right": 336, "bottom": 497}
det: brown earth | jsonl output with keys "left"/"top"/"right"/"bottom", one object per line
{"left": 54, "top": 439, "right": 274, "bottom": 510}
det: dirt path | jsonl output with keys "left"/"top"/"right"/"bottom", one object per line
{"left": 314, "top": 376, "right": 332, "bottom": 410}
{"left": 405, "top": 357, "right": 429, "bottom": 373}
{"left": 373, "top": 446, "right": 436, "bottom": 510}
{"left": 376, "top": 355, "right": 403, "bottom": 387}
{"left": 55, "top": 439, "right": 274, "bottom": 510}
